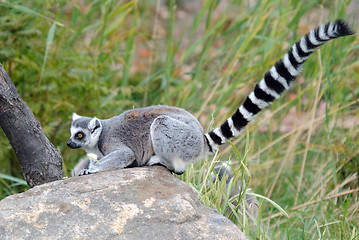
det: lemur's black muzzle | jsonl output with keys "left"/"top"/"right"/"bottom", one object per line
{"left": 67, "top": 139, "right": 81, "bottom": 149}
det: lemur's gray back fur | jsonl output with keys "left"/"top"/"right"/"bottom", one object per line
{"left": 68, "top": 20, "right": 354, "bottom": 176}
{"left": 99, "top": 106, "right": 203, "bottom": 165}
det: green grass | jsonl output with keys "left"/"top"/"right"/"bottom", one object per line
{"left": 0, "top": 0, "right": 358, "bottom": 239}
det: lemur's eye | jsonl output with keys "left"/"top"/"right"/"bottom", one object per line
{"left": 76, "top": 133, "right": 84, "bottom": 139}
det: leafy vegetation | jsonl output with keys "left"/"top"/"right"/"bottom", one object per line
{"left": 0, "top": 0, "right": 358, "bottom": 239}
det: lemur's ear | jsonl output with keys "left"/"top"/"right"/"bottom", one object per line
{"left": 88, "top": 117, "right": 101, "bottom": 134}
{"left": 72, "top": 113, "right": 81, "bottom": 121}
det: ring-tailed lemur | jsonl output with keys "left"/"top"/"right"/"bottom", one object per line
{"left": 67, "top": 20, "right": 354, "bottom": 176}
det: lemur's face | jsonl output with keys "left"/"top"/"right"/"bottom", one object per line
{"left": 67, "top": 113, "right": 102, "bottom": 151}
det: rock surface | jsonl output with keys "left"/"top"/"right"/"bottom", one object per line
{"left": 0, "top": 166, "right": 248, "bottom": 240}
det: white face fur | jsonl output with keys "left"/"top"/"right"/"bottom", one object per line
{"left": 67, "top": 113, "right": 103, "bottom": 155}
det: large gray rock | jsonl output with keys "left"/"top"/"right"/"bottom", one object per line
{"left": 0, "top": 166, "right": 248, "bottom": 240}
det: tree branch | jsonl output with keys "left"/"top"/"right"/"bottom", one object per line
{"left": 0, "top": 63, "right": 64, "bottom": 187}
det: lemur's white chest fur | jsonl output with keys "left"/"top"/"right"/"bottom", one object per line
{"left": 67, "top": 20, "right": 353, "bottom": 176}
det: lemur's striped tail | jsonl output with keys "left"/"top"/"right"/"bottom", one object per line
{"left": 204, "top": 20, "right": 354, "bottom": 152}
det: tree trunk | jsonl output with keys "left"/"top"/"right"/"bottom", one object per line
{"left": 0, "top": 63, "right": 64, "bottom": 187}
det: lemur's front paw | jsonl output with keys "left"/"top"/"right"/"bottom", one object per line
{"left": 78, "top": 168, "right": 98, "bottom": 176}
{"left": 78, "top": 169, "right": 90, "bottom": 176}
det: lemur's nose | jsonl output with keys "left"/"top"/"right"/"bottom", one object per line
{"left": 67, "top": 139, "right": 81, "bottom": 149}
{"left": 66, "top": 140, "right": 71, "bottom": 147}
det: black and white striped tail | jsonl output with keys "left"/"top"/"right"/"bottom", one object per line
{"left": 205, "top": 20, "right": 354, "bottom": 152}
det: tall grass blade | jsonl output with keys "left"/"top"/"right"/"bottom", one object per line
{"left": 1, "top": 1, "right": 64, "bottom": 27}
{"left": 0, "top": 173, "right": 28, "bottom": 186}
{"left": 39, "top": 23, "right": 56, "bottom": 86}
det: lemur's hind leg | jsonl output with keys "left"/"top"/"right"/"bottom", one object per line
{"left": 149, "top": 115, "right": 206, "bottom": 174}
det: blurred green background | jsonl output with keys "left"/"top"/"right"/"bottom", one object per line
{"left": 0, "top": 0, "right": 358, "bottom": 238}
